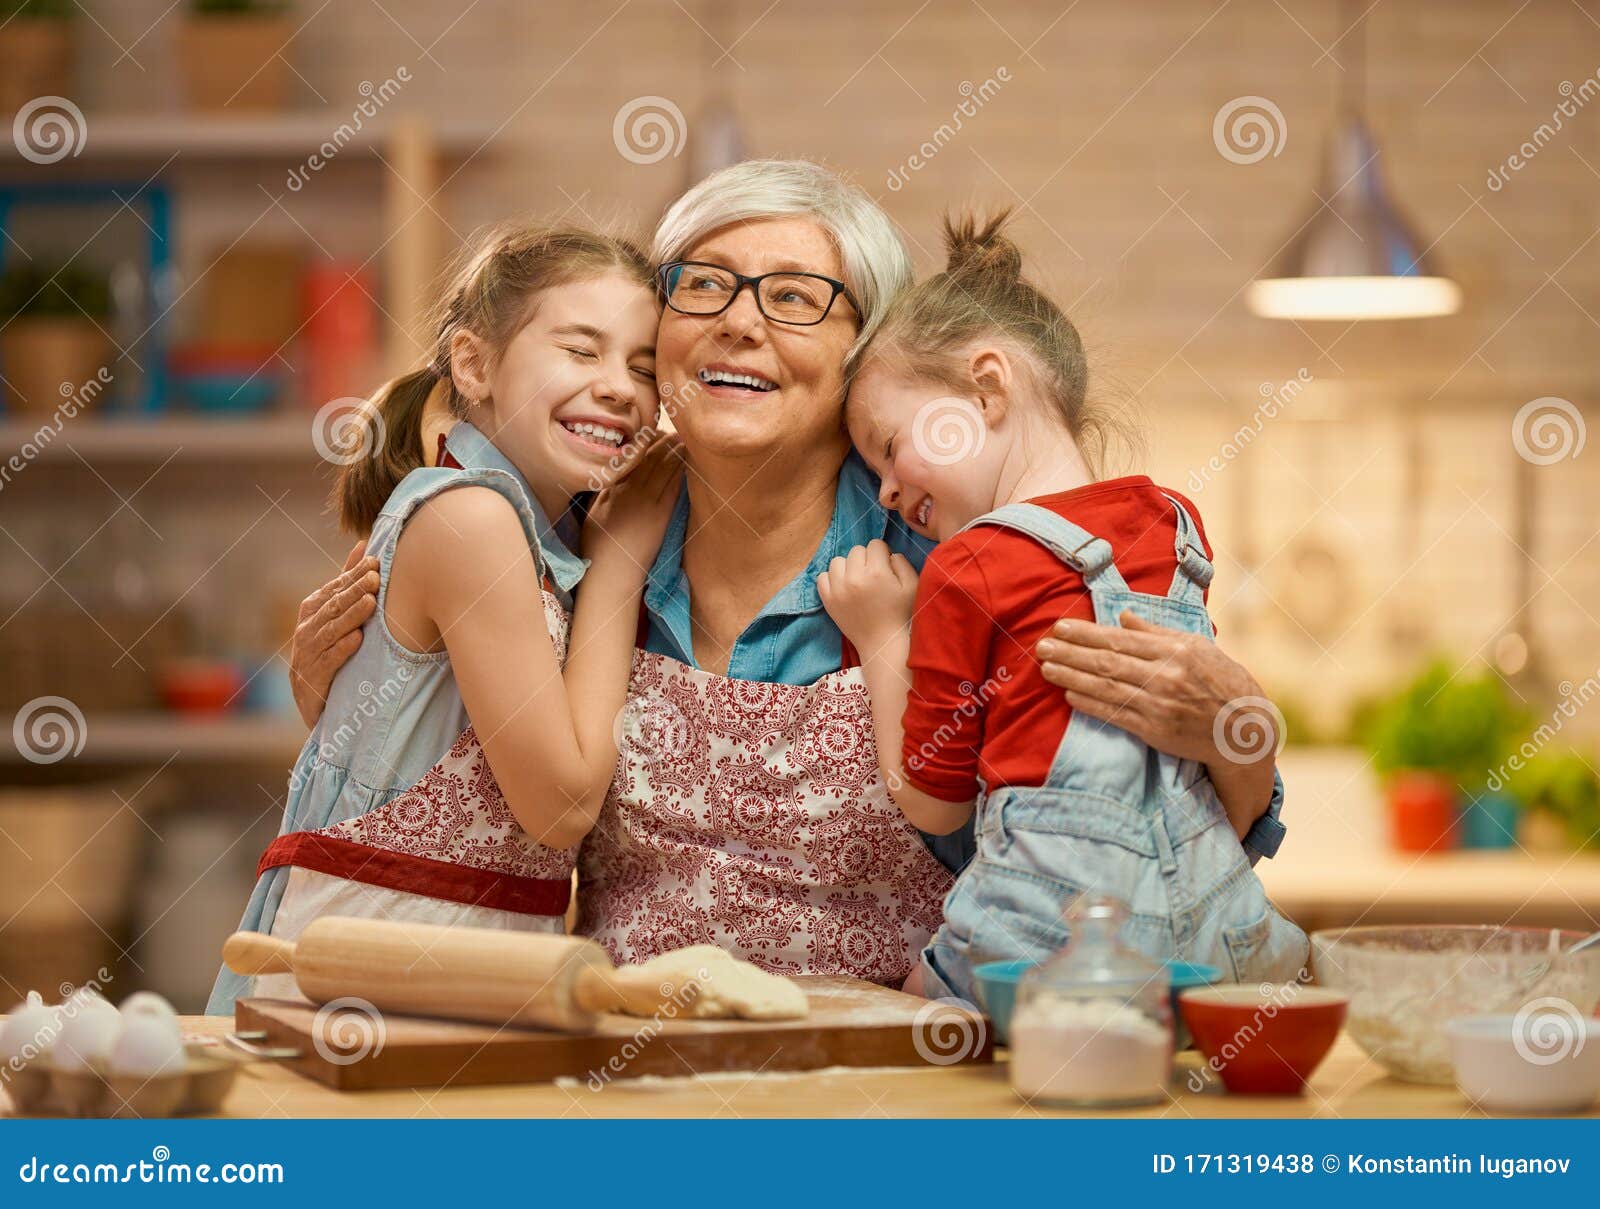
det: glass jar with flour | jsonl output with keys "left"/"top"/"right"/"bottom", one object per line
{"left": 1009, "top": 894, "right": 1173, "bottom": 1107}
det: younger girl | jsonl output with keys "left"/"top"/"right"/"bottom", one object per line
{"left": 817, "top": 211, "right": 1307, "bottom": 1005}
{"left": 208, "top": 225, "right": 681, "bottom": 1013}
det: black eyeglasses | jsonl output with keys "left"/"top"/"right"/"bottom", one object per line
{"left": 657, "top": 261, "right": 859, "bottom": 327}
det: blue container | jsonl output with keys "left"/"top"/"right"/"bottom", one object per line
{"left": 1461, "top": 791, "right": 1520, "bottom": 849}
{"left": 973, "top": 958, "right": 1220, "bottom": 1046}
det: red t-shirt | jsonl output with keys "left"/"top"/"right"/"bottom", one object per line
{"left": 901, "top": 476, "right": 1213, "bottom": 802}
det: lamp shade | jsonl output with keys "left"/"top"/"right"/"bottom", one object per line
{"left": 1248, "top": 118, "right": 1460, "bottom": 320}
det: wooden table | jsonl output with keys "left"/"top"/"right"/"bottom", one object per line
{"left": 6, "top": 1015, "right": 1570, "bottom": 1119}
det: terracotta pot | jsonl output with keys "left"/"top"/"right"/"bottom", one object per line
{"left": 0, "top": 317, "right": 113, "bottom": 415}
{"left": 176, "top": 15, "right": 294, "bottom": 112}
{"left": 1386, "top": 770, "right": 1459, "bottom": 853}
{"left": 0, "top": 20, "right": 75, "bottom": 116}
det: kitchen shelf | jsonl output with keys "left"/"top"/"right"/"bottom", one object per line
{"left": 0, "top": 415, "right": 323, "bottom": 463}
{"left": 0, "top": 112, "right": 501, "bottom": 164}
{"left": 2, "top": 713, "right": 306, "bottom": 765}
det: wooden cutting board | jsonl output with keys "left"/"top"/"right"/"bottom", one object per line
{"left": 234, "top": 977, "right": 994, "bottom": 1092}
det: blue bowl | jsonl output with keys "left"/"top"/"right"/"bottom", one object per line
{"left": 973, "top": 958, "right": 1221, "bottom": 1046}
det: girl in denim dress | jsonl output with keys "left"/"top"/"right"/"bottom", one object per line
{"left": 817, "top": 211, "right": 1308, "bottom": 1005}
{"left": 208, "top": 225, "right": 682, "bottom": 1014}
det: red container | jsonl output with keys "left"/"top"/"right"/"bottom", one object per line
{"left": 158, "top": 659, "right": 245, "bottom": 715}
{"left": 1387, "top": 771, "right": 1459, "bottom": 853}
{"left": 301, "top": 262, "right": 378, "bottom": 408}
{"left": 1180, "top": 985, "right": 1348, "bottom": 1095}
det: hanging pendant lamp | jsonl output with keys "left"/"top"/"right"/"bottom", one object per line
{"left": 1247, "top": 5, "right": 1460, "bottom": 320}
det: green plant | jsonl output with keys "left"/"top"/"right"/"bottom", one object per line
{"left": 0, "top": 263, "right": 111, "bottom": 323}
{"left": 190, "top": 0, "right": 288, "bottom": 14}
{"left": 0, "top": 1, "right": 75, "bottom": 18}
{"left": 1507, "top": 750, "right": 1600, "bottom": 850}
{"left": 1360, "top": 658, "right": 1531, "bottom": 791}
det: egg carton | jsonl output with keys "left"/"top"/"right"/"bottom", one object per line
{"left": 5, "top": 1044, "right": 244, "bottom": 1118}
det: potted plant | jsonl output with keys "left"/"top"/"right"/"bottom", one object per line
{"left": 176, "top": 0, "right": 293, "bottom": 113}
{"left": 0, "top": 1, "right": 77, "bottom": 115}
{"left": 0, "top": 263, "right": 113, "bottom": 415}
{"left": 1361, "top": 659, "right": 1528, "bottom": 853}
{"left": 1506, "top": 750, "right": 1600, "bottom": 853}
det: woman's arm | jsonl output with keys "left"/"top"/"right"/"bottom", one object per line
{"left": 818, "top": 542, "right": 975, "bottom": 836}
{"left": 1033, "top": 613, "right": 1281, "bottom": 841}
{"left": 289, "top": 543, "right": 379, "bottom": 728}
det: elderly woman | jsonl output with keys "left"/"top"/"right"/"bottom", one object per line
{"left": 287, "top": 160, "right": 1286, "bottom": 986}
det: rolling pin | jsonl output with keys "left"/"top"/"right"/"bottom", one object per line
{"left": 223, "top": 917, "right": 690, "bottom": 1033}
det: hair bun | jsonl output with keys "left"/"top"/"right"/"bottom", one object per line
{"left": 942, "top": 208, "right": 1022, "bottom": 283}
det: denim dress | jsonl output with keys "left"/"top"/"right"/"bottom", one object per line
{"left": 206, "top": 422, "right": 585, "bottom": 1015}
{"left": 920, "top": 497, "right": 1310, "bottom": 1005}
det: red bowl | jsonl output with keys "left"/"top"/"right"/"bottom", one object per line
{"left": 158, "top": 660, "right": 245, "bottom": 715}
{"left": 1179, "top": 984, "right": 1347, "bottom": 1095}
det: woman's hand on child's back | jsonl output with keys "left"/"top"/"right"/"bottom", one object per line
{"left": 583, "top": 434, "right": 684, "bottom": 578}
{"left": 816, "top": 539, "right": 919, "bottom": 653}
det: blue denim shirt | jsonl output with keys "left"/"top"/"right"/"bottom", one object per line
{"left": 636, "top": 448, "right": 1287, "bottom": 871}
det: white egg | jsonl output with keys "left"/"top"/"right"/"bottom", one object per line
{"left": 119, "top": 991, "right": 178, "bottom": 1021}
{"left": 0, "top": 992, "right": 60, "bottom": 1066}
{"left": 108, "top": 1013, "right": 186, "bottom": 1078}
{"left": 52, "top": 992, "right": 121, "bottom": 1072}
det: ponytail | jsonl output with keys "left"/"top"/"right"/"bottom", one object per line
{"left": 334, "top": 366, "right": 444, "bottom": 534}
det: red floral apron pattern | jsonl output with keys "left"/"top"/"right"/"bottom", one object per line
{"left": 579, "top": 647, "right": 953, "bottom": 986}
{"left": 258, "top": 588, "right": 576, "bottom": 918}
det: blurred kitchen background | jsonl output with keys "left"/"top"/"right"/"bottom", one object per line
{"left": 1, "top": 0, "right": 1596, "bottom": 1010}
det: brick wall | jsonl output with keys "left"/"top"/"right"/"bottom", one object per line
{"left": 63, "top": 0, "right": 1600, "bottom": 734}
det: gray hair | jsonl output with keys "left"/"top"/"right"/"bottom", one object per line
{"left": 650, "top": 159, "right": 912, "bottom": 366}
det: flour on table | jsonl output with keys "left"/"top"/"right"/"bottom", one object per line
{"left": 627, "top": 946, "right": 808, "bottom": 1020}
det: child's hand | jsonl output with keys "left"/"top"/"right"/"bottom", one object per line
{"left": 816, "top": 539, "right": 919, "bottom": 651}
{"left": 583, "top": 435, "right": 683, "bottom": 576}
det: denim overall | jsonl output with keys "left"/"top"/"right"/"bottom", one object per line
{"left": 920, "top": 497, "right": 1309, "bottom": 1005}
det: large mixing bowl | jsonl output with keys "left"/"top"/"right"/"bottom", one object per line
{"left": 1311, "top": 925, "right": 1600, "bottom": 1084}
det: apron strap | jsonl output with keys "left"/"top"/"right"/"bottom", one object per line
{"left": 1162, "top": 493, "right": 1213, "bottom": 605}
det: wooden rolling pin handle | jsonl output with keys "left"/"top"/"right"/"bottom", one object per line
{"left": 223, "top": 931, "right": 297, "bottom": 976}
{"left": 571, "top": 965, "right": 631, "bottom": 1014}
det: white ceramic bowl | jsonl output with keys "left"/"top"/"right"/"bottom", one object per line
{"left": 1446, "top": 1010, "right": 1600, "bottom": 1113}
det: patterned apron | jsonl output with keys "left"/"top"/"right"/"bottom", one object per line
{"left": 255, "top": 586, "right": 577, "bottom": 988}
{"left": 579, "top": 640, "right": 954, "bottom": 986}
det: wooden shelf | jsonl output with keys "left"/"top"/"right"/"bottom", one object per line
{"left": 1, "top": 713, "right": 306, "bottom": 765}
{"left": 0, "top": 112, "right": 501, "bottom": 163}
{"left": 0, "top": 416, "right": 323, "bottom": 462}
